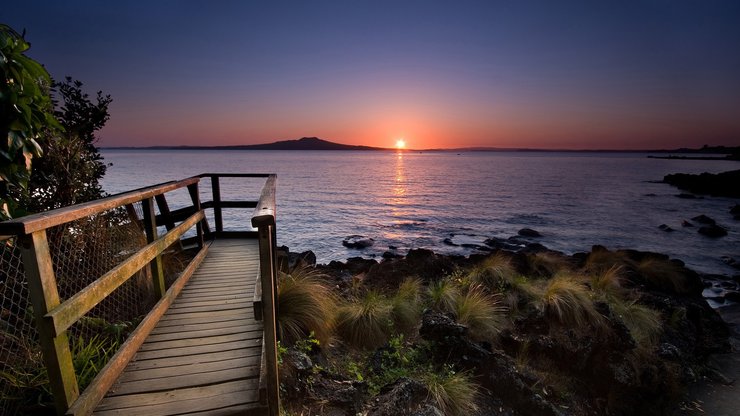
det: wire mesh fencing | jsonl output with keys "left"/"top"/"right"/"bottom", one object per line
{"left": 0, "top": 201, "right": 196, "bottom": 414}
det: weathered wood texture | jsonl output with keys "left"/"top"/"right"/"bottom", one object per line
{"left": 91, "top": 239, "right": 266, "bottom": 416}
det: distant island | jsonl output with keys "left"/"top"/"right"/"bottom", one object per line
{"left": 103, "top": 138, "right": 740, "bottom": 156}
{"left": 106, "top": 137, "right": 387, "bottom": 151}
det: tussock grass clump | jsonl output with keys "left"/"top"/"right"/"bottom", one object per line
{"left": 527, "top": 252, "right": 572, "bottom": 277}
{"left": 427, "top": 278, "right": 460, "bottom": 313}
{"left": 584, "top": 249, "right": 632, "bottom": 274}
{"left": 637, "top": 258, "right": 688, "bottom": 294}
{"left": 589, "top": 265, "right": 625, "bottom": 299}
{"left": 277, "top": 267, "right": 336, "bottom": 345}
{"left": 391, "top": 278, "right": 423, "bottom": 334}
{"left": 468, "top": 253, "right": 517, "bottom": 289}
{"left": 538, "top": 274, "right": 602, "bottom": 328}
{"left": 611, "top": 300, "right": 663, "bottom": 347}
{"left": 422, "top": 370, "right": 479, "bottom": 416}
{"left": 454, "top": 285, "right": 506, "bottom": 340}
{"left": 336, "top": 290, "right": 393, "bottom": 349}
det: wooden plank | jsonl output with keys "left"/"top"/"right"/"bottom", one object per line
{"left": 117, "top": 355, "right": 259, "bottom": 383}
{"left": 168, "top": 298, "right": 250, "bottom": 310}
{"left": 149, "top": 318, "right": 257, "bottom": 336}
{"left": 138, "top": 331, "right": 263, "bottom": 352}
{"left": 66, "top": 242, "right": 210, "bottom": 416}
{"left": 156, "top": 309, "right": 250, "bottom": 325}
{"left": 20, "top": 231, "right": 79, "bottom": 413}
{"left": 187, "top": 182, "right": 208, "bottom": 245}
{"left": 132, "top": 338, "right": 262, "bottom": 361}
{"left": 0, "top": 177, "right": 199, "bottom": 235}
{"left": 48, "top": 211, "right": 204, "bottom": 337}
{"left": 168, "top": 295, "right": 250, "bottom": 308}
{"left": 94, "top": 378, "right": 259, "bottom": 414}
{"left": 182, "top": 403, "right": 267, "bottom": 416}
{"left": 125, "top": 348, "right": 261, "bottom": 371}
{"left": 145, "top": 323, "right": 261, "bottom": 342}
{"left": 111, "top": 365, "right": 260, "bottom": 396}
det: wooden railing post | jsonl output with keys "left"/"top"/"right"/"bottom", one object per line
{"left": 211, "top": 175, "right": 223, "bottom": 233}
{"left": 257, "top": 223, "right": 280, "bottom": 416}
{"left": 19, "top": 230, "right": 79, "bottom": 414}
{"left": 142, "top": 198, "right": 166, "bottom": 298}
{"left": 187, "top": 182, "right": 206, "bottom": 247}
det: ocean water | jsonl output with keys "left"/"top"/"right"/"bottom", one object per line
{"left": 101, "top": 149, "right": 739, "bottom": 277}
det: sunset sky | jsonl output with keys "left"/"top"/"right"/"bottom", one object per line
{"left": 5, "top": 1, "right": 740, "bottom": 150}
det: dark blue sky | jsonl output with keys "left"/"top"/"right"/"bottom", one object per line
{"left": 5, "top": 0, "right": 740, "bottom": 148}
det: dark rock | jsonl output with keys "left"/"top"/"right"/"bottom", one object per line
{"left": 518, "top": 228, "right": 542, "bottom": 237}
{"left": 656, "top": 343, "right": 682, "bottom": 361}
{"left": 388, "top": 245, "right": 398, "bottom": 250}
{"left": 676, "top": 193, "right": 698, "bottom": 199}
{"left": 410, "top": 405, "right": 444, "bottom": 416}
{"left": 442, "top": 237, "right": 458, "bottom": 246}
{"left": 658, "top": 224, "right": 674, "bottom": 232}
{"left": 343, "top": 235, "right": 375, "bottom": 249}
{"left": 345, "top": 257, "right": 378, "bottom": 274}
{"left": 644, "top": 193, "right": 657, "bottom": 197}
{"left": 284, "top": 349, "right": 313, "bottom": 375}
{"left": 382, "top": 250, "right": 403, "bottom": 259}
{"left": 731, "top": 204, "right": 740, "bottom": 215}
{"left": 724, "top": 291, "right": 740, "bottom": 302}
{"left": 698, "top": 224, "right": 728, "bottom": 238}
{"left": 721, "top": 256, "right": 740, "bottom": 270}
{"left": 682, "top": 220, "right": 694, "bottom": 227}
{"left": 367, "top": 378, "right": 428, "bottom": 416}
{"left": 309, "top": 376, "right": 366, "bottom": 415}
{"left": 484, "top": 237, "right": 524, "bottom": 251}
{"left": 419, "top": 312, "right": 564, "bottom": 416}
{"left": 705, "top": 367, "right": 735, "bottom": 385}
{"left": 692, "top": 214, "right": 716, "bottom": 225}
{"left": 663, "top": 170, "right": 740, "bottom": 198}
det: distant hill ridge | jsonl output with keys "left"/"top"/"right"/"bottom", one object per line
{"left": 129, "top": 137, "right": 386, "bottom": 151}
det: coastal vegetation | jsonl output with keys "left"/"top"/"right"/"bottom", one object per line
{"left": 276, "top": 244, "right": 729, "bottom": 415}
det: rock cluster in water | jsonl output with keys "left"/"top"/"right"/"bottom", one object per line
{"left": 663, "top": 169, "right": 740, "bottom": 198}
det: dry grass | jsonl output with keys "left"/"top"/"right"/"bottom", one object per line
{"left": 422, "top": 371, "right": 479, "bottom": 416}
{"left": 335, "top": 290, "right": 393, "bottom": 349}
{"left": 637, "top": 258, "right": 688, "bottom": 294}
{"left": 468, "top": 253, "right": 517, "bottom": 289}
{"left": 277, "top": 267, "right": 336, "bottom": 345}
{"left": 589, "top": 265, "right": 625, "bottom": 299}
{"left": 454, "top": 285, "right": 506, "bottom": 340}
{"left": 391, "top": 278, "right": 423, "bottom": 334}
{"left": 527, "top": 252, "right": 572, "bottom": 277}
{"left": 537, "top": 274, "right": 602, "bottom": 328}
{"left": 611, "top": 299, "right": 663, "bottom": 347}
{"left": 427, "top": 278, "right": 460, "bottom": 313}
{"left": 584, "top": 249, "right": 632, "bottom": 274}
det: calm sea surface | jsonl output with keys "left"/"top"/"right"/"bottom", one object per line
{"left": 101, "top": 150, "right": 739, "bottom": 277}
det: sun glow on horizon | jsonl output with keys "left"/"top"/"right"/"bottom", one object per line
{"left": 395, "top": 138, "right": 406, "bottom": 149}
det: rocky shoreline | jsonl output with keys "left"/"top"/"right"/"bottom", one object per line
{"left": 276, "top": 241, "right": 735, "bottom": 415}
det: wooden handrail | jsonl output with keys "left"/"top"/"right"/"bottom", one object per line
{"left": 252, "top": 174, "right": 277, "bottom": 227}
{"left": 0, "top": 177, "right": 198, "bottom": 235}
{"left": 251, "top": 174, "right": 279, "bottom": 416}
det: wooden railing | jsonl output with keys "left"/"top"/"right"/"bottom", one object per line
{"left": 0, "top": 173, "right": 278, "bottom": 416}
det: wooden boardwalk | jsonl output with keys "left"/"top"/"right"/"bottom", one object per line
{"left": 93, "top": 239, "right": 267, "bottom": 416}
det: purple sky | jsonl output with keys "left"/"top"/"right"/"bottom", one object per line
{"left": 5, "top": 0, "right": 740, "bottom": 149}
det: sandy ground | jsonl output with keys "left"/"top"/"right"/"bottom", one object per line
{"left": 677, "top": 304, "right": 739, "bottom": 416}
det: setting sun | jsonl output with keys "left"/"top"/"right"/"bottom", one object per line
{"left": 395, "top": 138, "right": 406, "bottom": 149}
